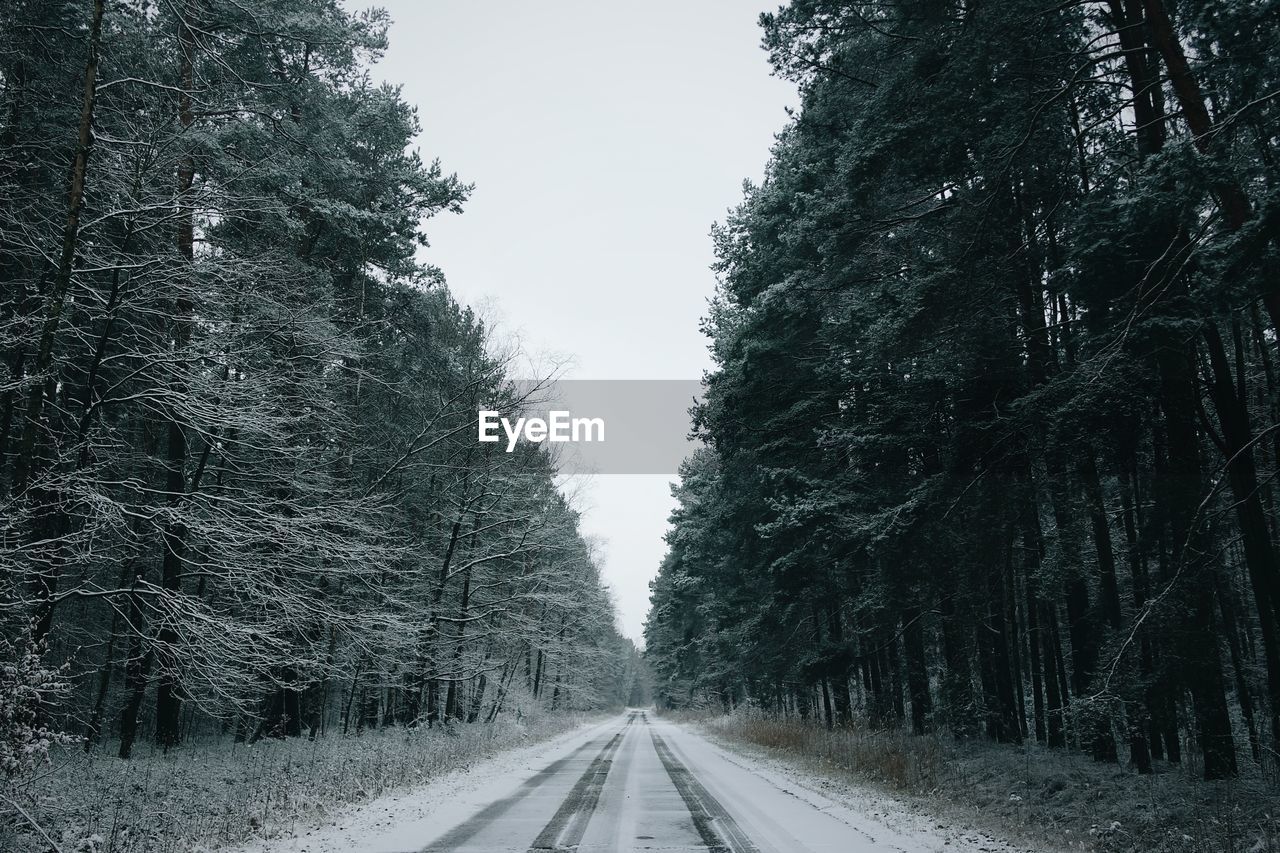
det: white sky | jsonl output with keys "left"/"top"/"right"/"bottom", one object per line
{"left": 369, "top": 0, "right": 795, "bottom": 641}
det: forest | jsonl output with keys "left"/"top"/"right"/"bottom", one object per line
{"left": 0, "top": 0, "right": 640, "bottom": 834}
{"left": 645, "top": 0, "right": 1280, "bottom": 784}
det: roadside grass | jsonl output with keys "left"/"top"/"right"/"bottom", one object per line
{"left": 697, "top": 711, "right": 1280, "bottom": 853}
{"left": 2, "top": 711, "right": 593, "bottom": 853}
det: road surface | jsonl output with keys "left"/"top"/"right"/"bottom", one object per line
{"left": 413, "top": 710, "right": 961, "bottom": 853}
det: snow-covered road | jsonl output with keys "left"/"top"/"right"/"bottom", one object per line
{"left": 411, "top": 710, "right": 1020, "bottom": 853}
{"left": 236, "top": 710, "right": 1032, "bottom": 853}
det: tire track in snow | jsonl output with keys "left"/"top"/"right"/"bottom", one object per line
{"left": 524, "top": 712, "right": 637, "bottom": 851}
{"left": 420, "top": 715, "right": 633, "bottom": 852}
{"left": 649, "top": 717, "right": 760, "bottom": 853}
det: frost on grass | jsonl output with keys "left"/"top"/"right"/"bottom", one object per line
{"left": 3, "top": 712, "right": 586, "bottom": 853}
{"left": 701, "top": 712, "right": 1280, "bottom": 853}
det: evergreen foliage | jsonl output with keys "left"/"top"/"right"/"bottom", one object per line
{"left": 0, "top": 0, "right": 631, "bottom": 775}
{"left": 646, "top": 0, "right": 1280, "bottom": 781}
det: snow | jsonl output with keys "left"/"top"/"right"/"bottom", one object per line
{"left": 232, "top": 711, "right": 1047, "bottom": 853}
{"left": 648, "top": 715, "right": 1038, "bottom": 853}
{"left": 223, "top": 717, "right": 617, "bottom": 853}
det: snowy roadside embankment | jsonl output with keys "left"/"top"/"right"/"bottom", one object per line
{"left": 643, "top": 713, "right": 1038, "bottom": 853}
{"left": 224, "top": 714, "right": 619, "bottom": 853}
{"left": 696, "top": 713, "right": 1280, "bottom": 853}
{"left": 11, "top": 713, "right": 605, "bottom": 853}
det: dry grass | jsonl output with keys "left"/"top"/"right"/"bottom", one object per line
{"left": 713, "top": 713, "right": 945, "bottom": 792}
{"left": 699, "top": 711, "right": 1280, "bottom": 853}
{"left": 2, "top": 712, "right": 594, "bottom": 853}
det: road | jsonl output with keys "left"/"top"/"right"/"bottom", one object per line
{"left": 415, "top": 710, "right": 949, "bottom": 853}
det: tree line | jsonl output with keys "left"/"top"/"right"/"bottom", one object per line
{"left": 645, "top": 0, "right": 1280, "bottom": 780}
{"left": 0, "top": 0, "right": 634, "bottom": 768}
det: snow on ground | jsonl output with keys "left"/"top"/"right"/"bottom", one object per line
{"left": 232, "top": 711, "right": 1050, "bottom": 853}
{"left": 651, "top": 714, "right": 1045, "bottom": 853}
{"left": 13, "top": 713, "right": 602, "bottom": 852}
{"left": 223, "top": 716, "right": 616, "bottom": 853}
{"left": 698, "top": 714, "right": 1280, "bottom": 853}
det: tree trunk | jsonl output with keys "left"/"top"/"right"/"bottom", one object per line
{"left": 901, "top": 605, "right": 932, "bottom": 735}
{"left": 1200, "top": 322, "right": 1280, "bottom": 747}
{"left": 1042, "top": 603, "right": 1067, "bottom": 748}
{"left": 1155, "top": 337, "right": 1238, "bottom": 778}
{"left": 10, "top": 0, "right": 105, "bottom": 496}
{"left": 1020, "top": 482, "right": 1048, "bottom": 744}
{"left": 154, "top": 2, "right": 198, "bottom": 750}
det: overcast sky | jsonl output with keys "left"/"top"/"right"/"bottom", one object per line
{"left": 369, "top": 0, "right": 796, "bottom": 641}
